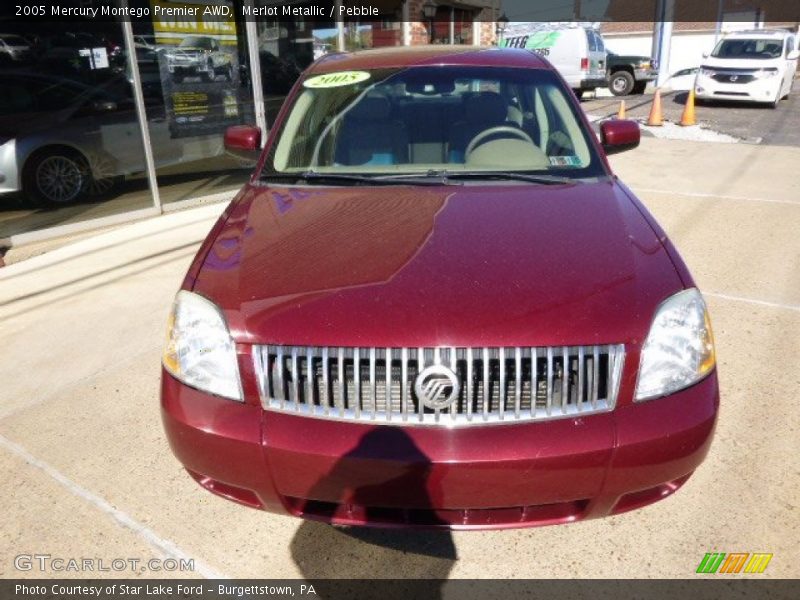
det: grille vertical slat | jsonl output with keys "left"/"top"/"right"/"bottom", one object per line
{"left": 353, "top": 347, "right": 361, "bottom": 418}
{"left": 561, "top": 346, "right": 569, "bottom": 415}
{"left": 546, "top": 347, "right": 553, "bottom": 416}
{"left": 255, "top": 345, "right": 624, "bottom": 427}
{"left": 386, "top": 347, "right": 393, "bottom": 421}
{"left": 466, "top": 348, "right": 473, "bottom": 421}
{"left": 592, "top": 346, "right": 600, "bottom": 409}
{"left": 577, "top": 346, "right": 585, "bottom": 413}
{"left": 449, "top": 347, "right": 457, "bottom": 421}
{"left": 321, "top": 347, "right": 330, "bottom": 413}
{"left": 369, "top": 348, "right": 377, "bottom": 420}
{"left": 337, "top": 349, "right": 345, "bottom": 416}
{"left": 531, "top": 347, "right": 538, "bottom": 419}
{"left": 275, "top": 346, "right": 285, "bottom": 407}
{"left": 401, "top": 347, "right": 409, "bottom": 421}
{"left": 514, "top": 348, "right": 522, "bottom": 419}
{"left": 498, "top": 347, "right": 506, "bottom": 420}
{"left": 417, "top": 347, "right": 425, "bottom": 422}
{"left": 305, "top": 347, "right": 313, "bottom": 412}
{"left": 291, "top": 347, "right": 299, "bottom": 405}
{"left": 482, "top": 348, "right": 490, "bottom": 420}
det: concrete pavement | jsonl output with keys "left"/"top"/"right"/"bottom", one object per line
{"left": 1, "top": 137, "right": 799, "bottom": 579}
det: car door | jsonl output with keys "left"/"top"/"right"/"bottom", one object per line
{"left": 590, "top": 30, "right": 607, "bottom": 82}
{"left": 785, "top": 36, "right": 797, "bottom": 95}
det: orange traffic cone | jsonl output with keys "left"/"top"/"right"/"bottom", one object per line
{"left": 679, "top": 89, "right": 697, "bottom": 126}
{"left": 617, "top": 100, "right": 626, "bottom": 119}
{"left": 647, "top": 88, "right": 663, "bottom": 126}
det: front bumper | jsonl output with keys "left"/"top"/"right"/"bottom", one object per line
{"left": 694, "top": 73, "right": 781, "bottom": 103}
{"left": 634, "top": 68, "right": 658, "bottom": 82}
{"left": 162, "top": 366, "right": 718, "bottom": 529}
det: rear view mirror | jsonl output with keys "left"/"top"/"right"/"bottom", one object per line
{"left": 788, "top": 50, "right": 800, "bottom": 60}
{"left": 224, "top": 125, "right": 261, "bottom": 161}
{"left": 600, "top": 119, "right": 640, "bottom": 155}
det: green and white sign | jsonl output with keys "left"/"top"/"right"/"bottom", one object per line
{"left": 502, "top": 31, "right": 561, "bottom": 55}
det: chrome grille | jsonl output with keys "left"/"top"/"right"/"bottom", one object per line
{"left": 253, "top": 345, "right": 625, "bottom": 426}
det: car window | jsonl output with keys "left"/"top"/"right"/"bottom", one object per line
{"left": 593, "top": 31, "right": 605, "bottom": 53}
{"left": 586, "top": 30, "right": 597, "bottom": 52}
{"left": 0, "top": 79, "right": 37, "bottom": 113}
{"left": 180, "top": 36, "right": 213, "bottom": 49}
{"left": 1, "top": 35, "right": 28, "bottom": 46}
{"left": 267, "top": 66, "right": 603, "bottom": 179}
{"left": 712, "top": 38, "right": 783, "bottom": 59}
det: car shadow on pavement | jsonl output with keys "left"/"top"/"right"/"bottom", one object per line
{"left": 290, "top": 428, "right": 456, "bottom": 590}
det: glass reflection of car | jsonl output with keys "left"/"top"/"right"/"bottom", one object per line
{"left": 0, "top": 72, "right": 223, "bottom": 205}
{"left": 161, "top": 47, "right": 719, "bottom": 529}
{"left": 165, "top": 35, "right": 233, "bottom": 83}
{"left": 0, "top": 34, "right": 32, "bottom": 63}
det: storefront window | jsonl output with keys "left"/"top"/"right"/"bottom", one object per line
{"left": 0, "top": 17, "right": 154, "bottom": 240}
{"left": 133, "top": 0, "right": 255, "bottom": 207}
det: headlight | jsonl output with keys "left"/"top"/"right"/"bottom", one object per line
{"left": 639, "top": 61, "right": 652, "bottom": 70}
{"left": 754, "top": 68, "right": 779, "bottom": 79}
{"left": 163, "top": 291, "right": 243, "bottom": 401}
{"left": 699, "top": 67, "right": 715, "bottom": 77}
{"left": 635, "top": 288, "right": 715, "bottom": 401}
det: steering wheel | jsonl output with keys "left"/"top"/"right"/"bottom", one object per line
{"left": 465, "top": 126, "right": 534, "bottom": 159}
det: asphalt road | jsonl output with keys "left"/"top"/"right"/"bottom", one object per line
{"left": 582, "top": 87, "right": 800, "bottom": 146}
{"left": 0, "top": 137, "right": 799, "bottom": 581}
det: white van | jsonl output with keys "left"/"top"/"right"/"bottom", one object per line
{"left": 694, "top": 29, "right": 799, "bottom": 108}
{"left": 500, "top": 22, "right": 607, "bottom": 98}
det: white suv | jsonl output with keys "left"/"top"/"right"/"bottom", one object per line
{"left": 694, "top": 30, "right": 799, "bottom": 108}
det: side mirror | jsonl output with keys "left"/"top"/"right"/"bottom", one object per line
{"left": 702, "top": 52, "right": 709, "bottom": 58}
{"left": 788, "top": 50, "right": 800, "bottom": 60}
{"left": 224, "top": 125, "right": 261, "bottom": 161}
{"left": 600, "top": 119, "right": 640, "bottom": 155}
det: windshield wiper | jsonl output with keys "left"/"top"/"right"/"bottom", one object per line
{"left": 261, "top": 171, "right": 445, "bottom": 186}
{"left": 433, "top": 171, "right": 577, "bottom": 185}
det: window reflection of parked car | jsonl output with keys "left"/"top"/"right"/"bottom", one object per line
{"left": 165, "top": 35, "right": 233, "bottom": 83}
{"left": 0, "top": 34, "right": 32, "bottom": 64}
{"left": 0, "top": 72, "right": 224, "bottom": 206}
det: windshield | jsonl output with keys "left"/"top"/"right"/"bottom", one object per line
{"left": 179, "top": 36, "right": 212, "bottom": 49}
{"left": 265, "top": 66, "right": 604, "bottom": 180}
{"left": 711, "top": 38, "right": 783, "bottom": 59}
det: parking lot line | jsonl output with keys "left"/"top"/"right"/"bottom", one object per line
{"left": 636, "top": 188, "right": 799, "bottom": 207}
{"left": 704, "top": 291, "right": 800, "bottom": 313}
{"left": 0, "top": 433, "right": 226, "bottom": 580}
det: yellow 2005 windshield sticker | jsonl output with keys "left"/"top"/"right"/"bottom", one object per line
{"left": 303, "top": 71, "right": 371, "bottom": 89}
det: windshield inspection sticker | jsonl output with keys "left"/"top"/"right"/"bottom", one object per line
{"left": 303, "top": 71, "right": 371, "bottom": 88}
{"left": 549, "top": 156, "right": 582, "bottom": 167}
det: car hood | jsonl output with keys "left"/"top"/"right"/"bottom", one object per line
{"left": 193, "top": 181, "right": 683, "bottom": 347}
{"left": 702, "top": 56, "right": 782, "bottom": 70}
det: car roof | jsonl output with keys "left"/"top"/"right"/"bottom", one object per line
{"left": 724, "top": 29, "right": 791, "bottom": 39}
{"left": 307, "top": 46, "right": 552, "bottom": 75}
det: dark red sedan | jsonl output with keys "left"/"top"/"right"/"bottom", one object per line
{"left": 161, "top": 47, "right": 718, "bottom": 529}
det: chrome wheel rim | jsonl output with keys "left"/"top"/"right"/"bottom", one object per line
{"left": 612, "top": 76, "right": 627, "bottom": 93}
{"left": 36, "top": 156, "right": 84, "bottom": 204}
